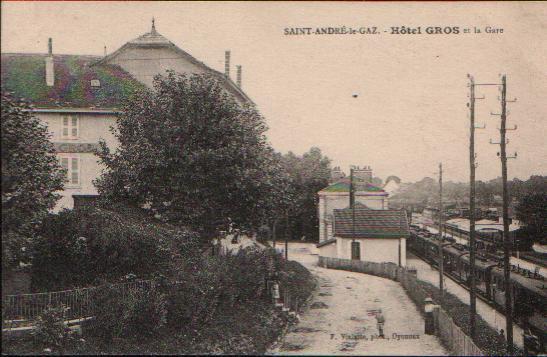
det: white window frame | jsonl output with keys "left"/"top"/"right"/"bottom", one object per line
{"left": 61, "top": 115, "right": 80, "bottom": 140}
{"left": 59, "top": 155, "right": 81, "bottom": 187}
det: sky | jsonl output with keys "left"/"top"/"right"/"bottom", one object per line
{"left": 2, "top": 1, "right": 546, "bottom": 183}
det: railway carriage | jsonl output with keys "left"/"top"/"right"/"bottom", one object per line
{"left": 442, "top": 245, "right": 467, "bottom": 276}
{"left": 408, "top": 228, "right": 546, "bottom": 353}
{"left": 457, "top": 255, "right": 497, "bottom": 298}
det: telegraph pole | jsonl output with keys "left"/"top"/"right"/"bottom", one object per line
{"left": 499, "top": 75, "right": 515, "bottom": 354}
{"left": 350, "top": 167, "right": 356, "bottom": 243}
{"left": 485, "top": 74, "right": 517, "bottom": 353}
{"left": 438, "top": 163, "right": 444, "bottom": 301}
{"left": 468, "top": 74, "right": 478, "bottom": 340}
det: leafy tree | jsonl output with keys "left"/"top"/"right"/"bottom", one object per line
{"left": 516, "top": 193, "right": 547, "bottom": 244}
{"left": 476, "top": 180, "right": 495, "bottom": 206}
{"left": 279, "top": 147, "right": 331, "bottom": 242}
{"left": 1, "top": 93, "right": 65, "bottom": 269}
{"left": 390, "top": 175, "right": 546, "bottom": 217}
{"left": 95, "top": 72, "right": 281, "bottom": 240}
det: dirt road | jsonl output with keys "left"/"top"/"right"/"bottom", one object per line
{"left": 268, "top": 243, "right": 447, "bottom": 355}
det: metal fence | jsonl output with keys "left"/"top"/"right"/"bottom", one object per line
{"left": 318, "top": 256, "right": 483, "bottom": 356}
{"left": 2, "top": 279, "right": 156, "bottom": 325}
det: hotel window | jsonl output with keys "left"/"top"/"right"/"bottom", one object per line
{"left": 62, "top": 115, "right": 79, "bottom": 139}
{"left": 60, "top": 156, "right": 81, "bottom": 186}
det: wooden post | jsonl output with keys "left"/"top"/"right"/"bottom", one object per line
{"left": 499, "top": 75, "right": 513, "bottom": 354}
{"left": 438, "top": 163, "right": 444, "bottom": 302}
{"left": 468, "top": 75, "right": 477, "bottom": 340}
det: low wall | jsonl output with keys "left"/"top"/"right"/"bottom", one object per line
{"left": 318, "top": 256, "right": 483, "bottom": 356}
{"left": 318, "top": 256, "right": 400, "bottom": 281}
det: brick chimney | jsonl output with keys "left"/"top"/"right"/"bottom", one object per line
{"left": 224, "top": 50, "right": 231, "bottom": 78}
{"left": 236, "top": 65, "right": 242, "bottom": 88}
{"left": 330, "top": 166, "right": 346, "bottom": 183}
{"left": 45, "top": 38, "right": 54, "bottom": 86}
{"left": 353, "top": 166, "right": 373, "bottom": 183}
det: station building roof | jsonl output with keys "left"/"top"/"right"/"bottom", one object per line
{"left": 333, "top": 208, "right": 409, "bottom": 238}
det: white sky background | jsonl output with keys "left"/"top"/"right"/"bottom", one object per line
{"left": 2, "top": 1, "right": 546, "bottom": 183}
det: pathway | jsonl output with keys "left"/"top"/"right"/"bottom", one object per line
{"left": 268, "top": 243, "right": 447, "bottom": 355}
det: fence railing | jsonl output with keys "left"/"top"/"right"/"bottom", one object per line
{"left": 318, "top": 256, "right": 483, "bottom": 356}
{"left": 2, "top": 279, "right": 156, "bottom": 326}
{"left": 435, "top": 308, "right": 483, "bottom": 356}
{"left": 4, "top": 274, "right": 301, "bottom": 331}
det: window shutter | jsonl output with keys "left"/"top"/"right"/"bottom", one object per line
{"left": 71, "top": 158, "right": 79, "bottom": 184}
{"left": 71, "top": 116, "right": 78, "bottom": 137}
{"left": 62, "top": 117, "right": 69, "bottom": 137}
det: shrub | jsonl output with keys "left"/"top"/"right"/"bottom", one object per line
{"left": 84, "top": 284, "right": 125, "bottom": 342}
{"left": 167, "top": 256, "right": 227, "bottom": 330}
{"left": 166, "top": 246, "right": 281, "bottom": 332}
{"left": 222, "top": 247, "right": 279, "bottom": 303}
{"left": 31, "top": 305, "right": 72, "bottom": 351}
{"left": 31, "top": 205, "right": 199, "bottom": 291}
{"left": 86, "top": 283, "right": 167, "bottom": 342}
{"left": 121, "top": 286, "right": 168, "bottom": 338}
{"left": 278, "top": 259, "right": 315, "bottom": 304}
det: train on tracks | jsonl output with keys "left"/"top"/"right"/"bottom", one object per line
{"left": 408, "top": 225, "right": 546, "bottom": 353}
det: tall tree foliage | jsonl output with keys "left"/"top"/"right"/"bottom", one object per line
{"left": 280, "top": 148, "right": 331, "bottom": 242}
{"left": 516, "top": 192, "right": 547, "bottom": 245}
{"left": 391, "top": 175, "right": 546, "bottom": 213}
{"left": 1, "top": 93, "right": 65, "bottom": 269}
{"left": 95, "top": 72, "right": 283, "bottom": 239}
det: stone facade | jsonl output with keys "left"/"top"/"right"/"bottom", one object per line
{"left": 334, "top": 237, "right": 406, "bottom": 266}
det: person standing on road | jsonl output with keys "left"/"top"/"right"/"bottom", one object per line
{"left": 376, "top": 309, "right": 385, "bottom": 338}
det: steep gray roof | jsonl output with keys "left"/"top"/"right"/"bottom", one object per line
{"left": 334, "top": 209, "right": 409, "bottom": 238}
{"left": 95, "top": 25, "right": 253, "bottom": 105}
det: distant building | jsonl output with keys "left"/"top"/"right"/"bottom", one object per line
{"left": 317, "top": 166, "right": 389, "bottom": 242}
{"left": 317, "top": 208, "right": 409, "bottom": 266}
{"left": 1, "top": 20, "right": 251, "bottom": 210}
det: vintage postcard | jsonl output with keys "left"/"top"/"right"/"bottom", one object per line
{"left": 1, "top": 1, "right": 546, "bottom": 355}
